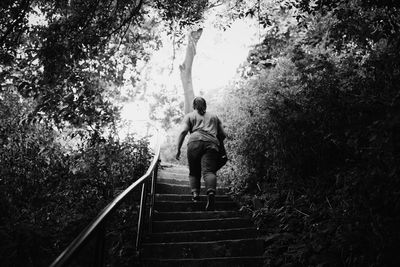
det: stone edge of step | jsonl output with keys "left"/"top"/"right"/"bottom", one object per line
{"left": 152, "top": 217, "right": 247, "bottom": 224}
{"left": 145, "top": 227, "right": 258, "bottom": 236}
{"left": 155, "top": 193, "right": 231, "bottom": 198}
{"left": 153, "top": 210, "right": 245, "bottom": 216}
{"left": 157, "top": 182, "right": 230, "bottom": 189}
{"left": 141, "top": 255, "right": 266, "bottom": 262}
{"left": 142, "top": 237, "right": 265, "bottom": 246}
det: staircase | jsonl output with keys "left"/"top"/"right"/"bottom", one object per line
{"left": 141, "top": 164, "right": 265, "bottom": 267}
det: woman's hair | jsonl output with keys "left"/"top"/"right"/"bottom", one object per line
{"left": 193, "top": 97, "right": 207, "bottom": 115}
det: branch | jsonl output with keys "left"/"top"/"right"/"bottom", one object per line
{"left": 294, "top": 208, "right": 310, "bottom": 217}
{"left": 117, "top": 22, "right": 131, "bottom": 49}
{"left": 169, "top": 21, "right": 177, "bottom": 74}
{"left": 208, "top": 0, "right": 224, "bottom": 9}
{"left": 109, "top": 0, "right": 144, "bottom": 37}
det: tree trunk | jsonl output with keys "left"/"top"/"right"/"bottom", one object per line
{"left": 179, "top": 28, "right": 203, "bottom": 114}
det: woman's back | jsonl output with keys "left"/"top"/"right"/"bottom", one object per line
{"left": 184, "top": 110, "right": 223, "bottom": 145}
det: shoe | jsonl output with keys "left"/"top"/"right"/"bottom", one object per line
{"left": 192, "top": 192, "right": 200, "bottom": 202}
{"left": 206, "top": 193, "right": 215, "bottom": 211}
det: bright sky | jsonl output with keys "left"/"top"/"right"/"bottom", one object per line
{"left": 194, "top": 18, "right": 260, "bottom": 92}
{"left": 121, "top": 17, "right": 260, "bottom": 131}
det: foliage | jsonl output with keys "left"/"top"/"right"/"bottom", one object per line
{"left": 1, "top": 0, "right": 206, "bottom": 129}
{"left": 0, "top": 1, "right": 212, "bottom": 265}
{"left": 160, "top": 125, "right": 188, "bottom": 165}
{"left": 2, "top": 0, "right": 150, "bottom": 128}
{"left": 0, "top": 0, "right": 230, "bottom": 266}
{"left": 0, "top": 89, "right": 152, "bottom": 266}
{"left": 154, "top": 0, "right": 209, "bottom": 30}
{"left": 3, "top": 0, "right": 400, "bottom": 266}
{"left": 150, "top": 89, "right": 184, "bottom": 130}
{"left": 221, "top": 1, "right": 400, "bottom": 266}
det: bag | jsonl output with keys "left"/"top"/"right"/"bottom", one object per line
{"left": 217, "top": 141, "right": 228, "bottom": 170}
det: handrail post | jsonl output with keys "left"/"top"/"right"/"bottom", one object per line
{"left": 135, "top": 182, "right": 147, "bottom": 255}
{"left": 93, "top": 224, "right": 106, "bottom": 267}
{"left": 148, "top": 159, "right": 159, "bottom": 233}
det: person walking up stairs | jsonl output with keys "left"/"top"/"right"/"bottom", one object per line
{"left": 141, "top": 164, "right": 265, "bottom": 267}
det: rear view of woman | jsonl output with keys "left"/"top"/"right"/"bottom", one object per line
{"left": 176, "top": 97, "right": 226, "bottom": 211}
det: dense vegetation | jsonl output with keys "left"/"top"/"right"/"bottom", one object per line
{"left": 0, "top": 0, "right": 198, "bottom": 266}
{"left": 0, "top": 88, "right": 152, "bottom": 266}
{"left": 219, "top": 1, "right": 400, "bottom": 266}
{"left": 2, "top": 0, "right": 400, "bottom": 266}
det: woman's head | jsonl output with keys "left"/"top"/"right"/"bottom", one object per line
{"left": 193, "top": 97, "right": 207, "bottom": 115}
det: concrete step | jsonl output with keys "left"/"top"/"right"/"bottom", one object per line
{"left": 141, "top": 256, "right": 265, "bottom": 267}
{"left": 141, "top": 238, "right": 264, "bottom": 259}
{"left": 156, "top": 178, "right": 230, "bottom": 191}
{"left": 155, "top": 194, "right": 231, "bottom": 202}
{"left": 157, "top": 178, "right": 191, "bottom": 185}
{"left": 156, "top": 183, "right": 229, "bottom": 195}
{"left": 152, "top": 218, "right": 251, "bottom": 232}
{"left": 153, "top": 210, "right": 245, "bottom": 221}
{"left": 155, "top": 200, "right": 237, "bottom": 212}
{"left": 158, "top": 169, "right": 188, "bottom": 178}
{"left": 145, "top": 228, "right": 259, "bottom": 243}
{"left": 159, "top": 164, "right": 189, "bottom": 173}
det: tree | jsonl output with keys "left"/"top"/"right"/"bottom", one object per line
{"left": 179, "top": 28, "right": 203, "bottom": 114}
{"left": 0, "top": 0, "right": 208, "bottom": 128}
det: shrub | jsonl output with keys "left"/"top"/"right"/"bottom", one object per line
{"left": 221, "top": 20, "right": 400, "bottom": 267}
{"left": 0, "top": 89, "right": 152, "bottom": 266}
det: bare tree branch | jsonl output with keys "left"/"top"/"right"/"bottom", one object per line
{"left": 208, "top": 0, "right": 224, "bottom": 9}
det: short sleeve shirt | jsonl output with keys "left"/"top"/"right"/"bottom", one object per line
{"left": 183, "top": 110, "right": 225, "bottom": 146}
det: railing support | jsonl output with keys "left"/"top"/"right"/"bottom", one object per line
{"left": 148, "top": 161, "right": 159, "bottom": 233}
{"left": 135, "top": 182, "right": 147, "bottom": 254}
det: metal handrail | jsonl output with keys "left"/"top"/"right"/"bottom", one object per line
{"left": 50, "top": 127, "right": 161, "bottom": 267}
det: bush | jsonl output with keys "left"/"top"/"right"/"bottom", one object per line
{"left": 0, "top": 89, "right": 152, "bottom": 266}
{"left": 221, "top": 11, "right": 400, "bottom": 266}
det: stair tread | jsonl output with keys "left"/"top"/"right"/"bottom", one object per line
{"left": 156, "top": 183, "right": 229, "bottom": 194}
{"left": 153, "top": 217, "right": 246, "bottom": 223}
{"left": 145, "top": 228, "right": 259, "bottom": 242}
{"left": 156, "top": 182, "right": 228, "bottom": 189}
{"left": 154, "top": 210, "right": 240, "bottom": 214}
{"left": 141, "top": 256, "right": 265, "bottom": 267}
{"left": 155, "top": 200, "right": 238, "bottom": 212}
{"left": 153, "top": 210, "right": 246, "bottom": 220}
{"left": 156, "top": 194, "right": 231, "bottom": 198}
{"left": 142, "top": 238, "right": 264, "bottom": 259}
{"left": 156, "top": 193, "right": 230, "bottom": 196}
{"left": 144, "top": 237, "right": 264, "bottom": 245}
{"left": 147, "top": 227, "right": 257, "bottom": 235}
{"left": 154, "top": 210, "right": 244, "bottom": 216}
{"left": 156, "top": 200, "right": 234, "bottom": 204}
{"left": 152, "top": 217, "right": 252, "bottom": 232}
{"left": 143, "top": 256, "right": 266, "bottom": 260}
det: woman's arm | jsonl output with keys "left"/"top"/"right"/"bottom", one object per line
{"left": 176, "top": 115, "right": 190, "bottom": 160}
{"left": 176, "top": 129, "right": 188, "bottom": 160}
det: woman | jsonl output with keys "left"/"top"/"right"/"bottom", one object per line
{"left": 176, "top": 97, "right": 226, "bottom": 211}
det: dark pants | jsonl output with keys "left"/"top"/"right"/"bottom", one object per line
{"left": 187, "top": 141, "right": 219, "bottom": 194}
